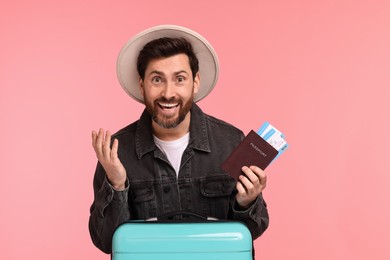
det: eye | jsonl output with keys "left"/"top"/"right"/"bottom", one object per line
{"left": 151, "top": 76, "right": 162, "bottom": 84}
{"left": 177, "top": 76, "right": 186, "bottom": 83}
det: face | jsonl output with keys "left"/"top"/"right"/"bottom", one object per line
{"left": 139, "top": 54, "right": 200, "bottom": 129}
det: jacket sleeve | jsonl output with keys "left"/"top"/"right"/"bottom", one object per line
{"left": 227, "top": 131, "right": 269, "bottom": 240}
{"left": 88, "top": 162, "right": 130, "bottom": 254}
{"left": 231, "top": 193, "right": 269, "bottom": 240}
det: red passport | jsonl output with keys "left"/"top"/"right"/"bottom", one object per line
{"left": 221, "top": 130, "right": 279, "bottom": 181}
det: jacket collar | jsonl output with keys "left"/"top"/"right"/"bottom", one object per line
{"left": 135, "top": 103, "right": 210, "bottom": 159}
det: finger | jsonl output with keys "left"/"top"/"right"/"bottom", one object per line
{"left": 111, "top": 138, "right": 119, "bottom": 160}
{"left": 238, "top": 174, "right": 254, "bottom": 191}
{"left": 236, "top": 181, "right": 246, "bottom": 194}
{"left": 241, "top": 166, "right": 260, "bottom": 186}
{"left": 250, "top": 166, "right": 267, "bottom": 185}
{"left": 91, "top": 130, "right": 97, "bottom": 149}
{"left": 94, "top": 128, "right": 104, "bottom": 158}
{"left": 249, "top": 166, "right": 265, "bottom": 177}
{"left": 103, "top": 130, "right": 112, "bottom": 160}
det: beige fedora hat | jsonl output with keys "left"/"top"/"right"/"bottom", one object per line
{"left": 116, "top": 25, "right": 219, "bottom": 103}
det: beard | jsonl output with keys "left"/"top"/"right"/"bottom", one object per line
{"left": 144, "top": 93, "right": 194, "bottom": 129}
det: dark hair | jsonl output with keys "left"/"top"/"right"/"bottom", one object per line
{"left": 137, "top": 37, "right": 199, "bottom": 80}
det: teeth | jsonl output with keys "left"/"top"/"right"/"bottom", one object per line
{"left": 159, "top": 103, "right": 178, "bottom": 108}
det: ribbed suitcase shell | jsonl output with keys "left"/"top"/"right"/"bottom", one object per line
{"left": 112, "top": 221, "right": 252, "bottom": 260}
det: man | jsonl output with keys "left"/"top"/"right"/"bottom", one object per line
{"left": 89, "top": 25, "right": 269, "bottom": 256}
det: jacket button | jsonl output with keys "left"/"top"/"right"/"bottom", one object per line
{"left": 163, "top": 186, "right": 171, "bottom": 193}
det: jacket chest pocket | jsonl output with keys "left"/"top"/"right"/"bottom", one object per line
{"left": 199, "top": 175, "right": 235, "bottom": 218}
{"left": 129, "top": 183, "right": 157, "bottom": 220}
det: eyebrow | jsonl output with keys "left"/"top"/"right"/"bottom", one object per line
{"left": 148, "top": 70, "right": 189, "bottom": 77}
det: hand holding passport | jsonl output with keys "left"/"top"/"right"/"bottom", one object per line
{"left": 221, "top": 122, "right": 288, "bottom": 181}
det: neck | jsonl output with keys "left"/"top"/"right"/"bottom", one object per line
{"left": 152, "top": 112, "right": 191, "bottom": 141}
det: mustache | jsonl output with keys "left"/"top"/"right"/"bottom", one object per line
{"left": 154, "top": 97, "right": 181, "bottom": 104}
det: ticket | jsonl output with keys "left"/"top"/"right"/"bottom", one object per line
{"left": 257, "top": 122, "right": 288, "bottom": 161}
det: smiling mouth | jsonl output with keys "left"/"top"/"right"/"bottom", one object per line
{"left": 158, "top": 102, "right": 179, "bottom": 110}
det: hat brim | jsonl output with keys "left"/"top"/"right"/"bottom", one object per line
{"left": 116, "top": 25, "right": 219, "bottom": 103}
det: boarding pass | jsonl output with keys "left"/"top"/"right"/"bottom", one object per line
{"left": 257, "top": 122, "right": 288, "bottom": 161}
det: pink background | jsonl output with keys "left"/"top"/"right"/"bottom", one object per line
{"left": 1, "top": 0, "right": 389, "bottom": 259}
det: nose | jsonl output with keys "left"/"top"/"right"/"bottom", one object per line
{"left": 161, "top": 81, "right": 175, "bottom": 99}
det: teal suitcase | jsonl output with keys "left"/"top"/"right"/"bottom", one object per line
{"left": 112, "top": 213, "right": 252, "bottom": 260}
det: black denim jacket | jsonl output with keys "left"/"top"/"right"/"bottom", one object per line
{"left": 89, "top": 103, "right": 269, "bottom": 254}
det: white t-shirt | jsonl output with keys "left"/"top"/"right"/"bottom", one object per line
{"left": 153, "top": 133, "right": 190, "bottom": 177}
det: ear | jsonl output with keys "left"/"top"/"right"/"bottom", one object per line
{"left": 193, "top": 72, "right": 200, "bottom": 95}
{"left": 139, "top": 76, "right": 144, "bottom": 96}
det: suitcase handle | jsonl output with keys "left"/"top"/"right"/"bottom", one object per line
{"left": 157, "top": 211, "right": 208, "bottom": 221}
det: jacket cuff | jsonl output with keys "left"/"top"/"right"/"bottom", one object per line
{"left": 233, "top": 195, "right": 263, "bottom": 221}
{"left": 95, "top": 177, "right": 129, "bottom": 217}
{"left": 105, "top": 177, "right": 129, "bottom": 203}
